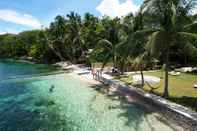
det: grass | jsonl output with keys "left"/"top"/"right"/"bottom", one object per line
{"left": 115, "top": 71, "right": 197, "bottom": 110}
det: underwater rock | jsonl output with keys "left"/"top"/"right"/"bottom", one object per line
{"left": 34, "top": 99, "right": 56, "bottom": 107}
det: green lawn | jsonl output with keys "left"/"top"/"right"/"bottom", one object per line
{"left": 115, "top": 71, "right": 197, "bottom": 110}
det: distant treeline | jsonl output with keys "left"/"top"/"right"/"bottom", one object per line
{"left": 0, "top": 0, "right": 196, "bottom": 67}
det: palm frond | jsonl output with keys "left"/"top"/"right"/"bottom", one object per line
{"left": 133, "top": 29, "right": 159, "bottom": 38}
{"left": 97, "top": 39, "right": 113, "bottom": 50}
{"left": 101, "top": 53, "right": 112, "bottom": 70}
{"left": 192, "top": 14, "right": 197, "bottom": 21}
{"left": 179, "top": 32, "right": 197, "bottom": 39}
{"left": 171, "top": 2, "right": 177, "bottom": 27}
{"left": 115, "top": 41, "right": 129, "bottom": 58}
{"left": 183, "top": 22, "right": 197, "bottom": 33}
{"left": 147, "top": 31, "right": 168, "bottom": 57}
{"left": 141, "top": 0, "right": 158, "bottom": 14}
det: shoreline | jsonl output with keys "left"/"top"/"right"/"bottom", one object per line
{"left": 55, "top": 62, "right": 197, "bottom": 130}
{"left": 3, "top": 59, "right": 197, "bottom": 130}
{"left": 60, "top": 63, "right": 102, "bottom": 85}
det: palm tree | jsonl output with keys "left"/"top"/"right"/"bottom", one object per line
{"left": 42, "top": 29, "right": 66, "bottom": 61}
{"left": 45, "top": 15, "right": 67, "bottom": 61}
{"left": 91, "top": 18, "right": 122, "bottom": 70}
{"left": 141, "top": 0, "right": 197, "bottom": 97}
{"left": 121, "top": 11, "right": 151, "bottom": 87}
{"left": 82, "top": 13, "right": 99, "bottom": 49}
{"left": 65, "top": 12, "right": 85, "bottom": 63}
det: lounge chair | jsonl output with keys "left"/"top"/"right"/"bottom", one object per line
{"left": 169, "top": 71, "right": 181, "bottom": 76}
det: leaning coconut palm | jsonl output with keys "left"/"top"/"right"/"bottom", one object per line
{"left": 64, "top": 12, "right": 85, "bottom": 63}
{"left": 122, "top": 11, "right": 153, "bottom": 87}
{"left": 44, "top": 15, "right": 67, "bottom": 61}
{"left": 82, "top": 13, "right": 99, "bottom": 49}
{"left": 91, "top": 18, "right": 122, "bottom": 71}
{"left": 42, "top": 29, "right": 66, "bottom": 61}
{"left": 132, "top": 51, "right": 155, "bottom": 88}
{"left": 114, "top": 34, "right": 129, "bottom": 74}
{"left": 141, "top": 0, "right": 197, "bottom": 97}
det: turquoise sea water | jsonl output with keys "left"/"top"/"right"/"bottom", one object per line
{"left": 0, "top": 60, "right": 183, "bottom": 131}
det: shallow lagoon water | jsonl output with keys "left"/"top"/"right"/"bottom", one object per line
{"left": 0, "top": 61, "right": 183, "bottom": 131}
{"left": 0, "top": 59, "right": 56, "bottom": 80}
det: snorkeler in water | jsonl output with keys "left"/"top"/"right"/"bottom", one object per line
{"left": 49, "top": 85, "right": 55, "bottom": 93}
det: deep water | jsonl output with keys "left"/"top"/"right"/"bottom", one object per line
{"left": 0, "top": 60, "right": 183, "bottom": 131}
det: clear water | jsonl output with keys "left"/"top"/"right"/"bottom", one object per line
{"left": 0, "top": 60, "right": 183, "bottom": 131}
{"left": 0, "top": 59, "right": 57, "bottom": 80}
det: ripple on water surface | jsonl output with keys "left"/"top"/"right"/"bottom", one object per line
{"left": 0, "top": 73, "right": 184, "bottom": 131}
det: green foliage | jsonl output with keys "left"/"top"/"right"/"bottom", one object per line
{"left": 0, "top": 3, "right": 196, "bottom": 68}
{"left": 141, "top": 0, "right": 197, "bottom": 97}
{"left": 0, "top": 1, "right": 196, "bottom": 102}
{"left": 116, "top": 71, "right": 197, "bottom": 110}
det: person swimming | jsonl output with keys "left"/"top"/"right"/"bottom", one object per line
{"left": 49, "top": 85, "right": 55, "bottom": 93}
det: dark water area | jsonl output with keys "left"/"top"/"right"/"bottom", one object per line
{"left": 0, "top": 59, "right": 56, "bottom": 80}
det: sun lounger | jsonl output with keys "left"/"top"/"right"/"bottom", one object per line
{"left": 169, "top": 71, "right": 181, "bottom": 76}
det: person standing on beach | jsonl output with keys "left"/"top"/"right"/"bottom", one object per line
{"left": 91, "top": 68, "right": 96, "bottom": 79}
{"left": 96, "top": 68, "right": 102, "bottom": 80}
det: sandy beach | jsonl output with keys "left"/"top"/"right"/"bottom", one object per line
{"left": 54, "top": 62, "right": 113, "bottom": 85}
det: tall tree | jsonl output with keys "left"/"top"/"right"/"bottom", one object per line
{"left": 82, "top": 13, "right": 99, "bottom": 49}
{"left": 125, "top": 13, "right": 148, "bottom": 87}
{"left": 65, "top": 12, "right": 85, "bottom": 63}
{"left": 141, "top": 0, "right": 197, "bottom": 97}
{"left": 91, "top": 17, "right": 122, "bottom": 69}
{"left": 47, "top": 15, "right": 67, "bottom": 61}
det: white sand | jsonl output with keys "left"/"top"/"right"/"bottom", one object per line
{"left": 54, "top": 62, "right": 112, "bottom": 84}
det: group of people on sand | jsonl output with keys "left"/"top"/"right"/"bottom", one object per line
{"left": 91, "top": 68, "right": 102, "bottom": 80}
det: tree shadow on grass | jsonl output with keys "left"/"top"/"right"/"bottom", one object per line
{"left": 169, "top": 96, "right": 197, "bottom": 111}
{"left": 144, "top": 89, "right": 197, "bottom": 111}
{"left": 88, "top": 83, "right": 180, "bottom": 131}
{"left": 187, "top": 70, "right": 197, "bottom": 75}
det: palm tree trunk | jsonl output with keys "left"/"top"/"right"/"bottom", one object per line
{"left": 140, "top": 64, "right": 144, "bottom": 88}
{"left": 120, "top": 62, "right": 124, "bottom": 75}
{"left": 48, "top": 43, "right": 65, "bottom": 61}
{"left": 43, "top": 32, "right": 65, "bottom": 61}
{"left": 113, "top": 51, "right": 116, "bottom": 68}
{"left": 163, "top": 49, "right": 169, "bottom": 98}
{"left": 184, "top": 56, "right": 187, "bottom": 66}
